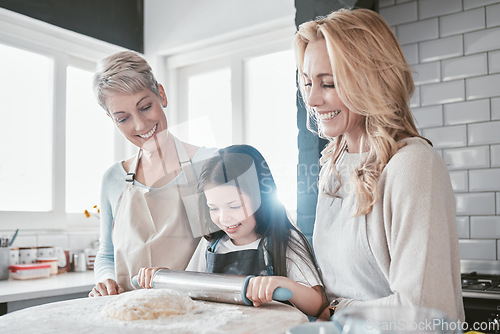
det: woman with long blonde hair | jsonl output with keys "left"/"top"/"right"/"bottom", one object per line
{"left": 294, "top": 8, "right": 464, "bottom": 321}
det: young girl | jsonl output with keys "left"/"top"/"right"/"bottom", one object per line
{"left": 186, "top": 145, "right": 326, "bottom": 317}
{"left": 137, "top": 145, "right": 326, "bottom": 317}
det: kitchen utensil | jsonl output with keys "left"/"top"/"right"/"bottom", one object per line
{"left": 37, "top": 257, "right": 58, "bottom": 275}
{"left": 0, "top": 246, "right": 10, "bottom": 280}
{"left": 73, "top": 252, "right": 87, "bottom": 272}
{"left": 9, "top": 247, "right": 19, "bottom": 266}
{"left": 9, "top": 263, "right": 51, "bottom": 280}
{"left": 36, "top": 246, "right": 55, "bottom": 258}
{"left": 132, "top": 269, "right": 293, "bottom": 306}
{"left": 54, "top": 247, "right": 68, "bottom": 273}
{"left": 19, "top": 247, "right": 38, "bottom": 264}
{"left": 9, "top": 229, "right": 19, "bottom": 247}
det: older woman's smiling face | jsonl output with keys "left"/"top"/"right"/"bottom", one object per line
{"left": 106, "top": 87, "right": 168, "bottom": 151}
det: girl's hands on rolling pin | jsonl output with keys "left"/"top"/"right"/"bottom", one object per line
{"left": 88, "top": 278, "right": 124, "bottom": 297}
{"left": 136, "top": 267, "right": 165, "bottom": 289}
{"left": 246, "top": 276, "right": 291, "bottom": 307}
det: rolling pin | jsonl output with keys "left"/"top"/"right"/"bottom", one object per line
{"left": 132, "top": 269, "right": 293, "bottom": 306}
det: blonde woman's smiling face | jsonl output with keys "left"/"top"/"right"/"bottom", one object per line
{"left": 302, "top": 39, "right": 365, "bottom": 152}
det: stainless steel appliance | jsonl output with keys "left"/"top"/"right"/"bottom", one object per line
{"left": 462, "top": 260, "right": 500, "bottom": 333}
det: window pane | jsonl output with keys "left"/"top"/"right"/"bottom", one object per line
{"left": 244, "top": 50, "right": 298, "bottom": 211}
{"left": 66, "top": 66, "right": 115, "bottom": 213}
{"left": 186, "top": 69, "right": 232, "bottom": 148}
{"left": 0, "top": 44, "right": 53, "bottom": 211}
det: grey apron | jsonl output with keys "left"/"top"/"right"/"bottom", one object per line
{"left": 313, "top": 152, "right": 392, "bottom": 301}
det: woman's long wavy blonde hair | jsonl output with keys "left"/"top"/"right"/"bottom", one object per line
{"left": 294, "top": 8, "right": 431, "bottom": 216}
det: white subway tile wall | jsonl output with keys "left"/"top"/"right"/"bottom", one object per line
{"left": 380, "top": 2, "right": 417, "bottom": 26}
{"left": 487, "top": 3, "right": 500, "bottom": 27}
{"left": 471, "top": 216, "right": 500, "bottom": 238}
{"left": 413, "top": 105, "right": 443, "bottom": 128}
{"left": 420, "top": 80, "right": 465, "bottom": 106}
{"left": 412, "top": 62, "right": 440, "bottom": 85}
{"left": 443, "top": 146, "right": 490, "bottom": 170}
{"left": 464, "top": 27, "right": 500, "bottom": 54}
{"left": 490, "top": 51, "right": 500, "bottom": 74}
{"left": 492, "top": 145, "right": 500, "bottom": 166}
{"left": 444, "top": 99, "right": 490, "bottom": 125}
{"left": 493, "top": 98, "right": 500, "bottom": 120}
{"left": 398, "top": 18, "right": 439, "bottom": 44}
{"left": 469, "top": 168, "right": 500, "bottom": 191}
{"left": 468, "top": 121, "right": 500, "bottom": 145}
{"left": 410, "top": 86, "right": 420, "bottom": 108}
{"left": 464, "top": 0, "right": 500, "bottom": 10}
{"left": 382, "top": 0, "right": 500, "bottom": 262}
{"left": 379, "top": 0, "right": 396, "bottom": 8}
{"left": 449, "top": 170, "right": 468, "bottom": 192}
{"left": 3, "top": 231, "right": 98, "bottom": 252}
{"left": 419, "top": 36, "right": 463, "bottom": 63}
{"left": 441, "top": 54, "right": 488, "bottom": 81}
{"left": 459, "top": 239, "right": 496, "bottom": 260}
{"left": 422, "top": 125, "right": 467, "bottom": 148}
{"left": 402, "top": 44, "right": 418, "bottom": 65}
{"left": 457, "top": 216, "right": 470, "bottom": 238}
{"left": 466, "top": 74, "right": 500, "bottom": 100}
{"left": 418, "top": 0, "right": 462, "bottom": 19}
{"left": 440, "top": 8, "right": 485, "bottom": 37}
{"left": 37, "top": 234, "right": 68, "bottom": 249}
{"left": 456, "top": 192, "right": 496, "bottom": 215}
{"left": 497, "top": 192, "right": 500, "bottom": 214}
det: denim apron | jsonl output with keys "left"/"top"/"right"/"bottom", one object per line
{"left": 206, "top": 235, "right": 273, "bottom": 276}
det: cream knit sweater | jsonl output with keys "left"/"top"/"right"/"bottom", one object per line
{"left": 315, "top": 137, "right": 465, "bottom": 321}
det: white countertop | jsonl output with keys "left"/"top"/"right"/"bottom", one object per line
{"left": 0, "top": 295, "right": 307, "bottom": 333}
{"left": 0, "top": 271, "right": 95, "bottom": 303}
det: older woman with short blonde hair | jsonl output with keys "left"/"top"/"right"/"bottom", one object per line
{"left": 89, "top": 51, "right": 216, "bottom": 297}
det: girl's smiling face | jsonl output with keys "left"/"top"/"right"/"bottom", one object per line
{"left": 105, "top": 86, "right": 168, "bottom": 151}
{"left": 204, "top": 184, "right": 259, "bottom": 246}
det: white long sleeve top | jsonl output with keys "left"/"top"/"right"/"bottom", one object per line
{"left": 313, "top": 137, "right": 465, "bottom": 321}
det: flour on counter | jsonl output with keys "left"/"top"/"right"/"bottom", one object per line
{"left": 100, "top": 299, "right": 245, "bottom": 333}
{"left": 102, "top": 289, "right": 195, "bottom": 321}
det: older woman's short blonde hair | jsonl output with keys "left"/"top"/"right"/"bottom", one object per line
{"left": 93, "top": 50, "right": 160, "bottom": 114}
{"left": 294, "top": 8, "right": 430, "bottom": 215}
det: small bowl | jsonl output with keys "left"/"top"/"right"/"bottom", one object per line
{"left": 287, "top": 322, "right": 341, "bottom": 334}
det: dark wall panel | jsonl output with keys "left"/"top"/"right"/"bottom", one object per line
{"left": 0, "top": 0, "right": 143, "bottom": 52}
{"left": 294, "top": 0, "right": 377, "bottom": 241}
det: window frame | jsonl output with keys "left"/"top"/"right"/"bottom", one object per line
{"left": 164, "top": 25, "right": 296, "bottom": 144}
{"left": 163, "top": 21, "right": 298, "bottom": 215}
{"left": 0, "top": 8, "right": 125, "bottom": 230}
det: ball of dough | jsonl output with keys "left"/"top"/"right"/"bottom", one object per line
{"left": 102, "top": 289, "right": 195, "bottom": 321}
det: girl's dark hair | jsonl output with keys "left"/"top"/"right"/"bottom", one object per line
{"left": 197, "top": 144, "right": 320, "bottom": 278}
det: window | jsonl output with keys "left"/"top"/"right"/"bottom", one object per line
{"left": 0, "top": 44, "right": 54, "bottom": 212}
{"left": 0, "top": 9, "right": 124, "bottom": 229}
{"left": 243, "top": 50, "right": 298, "bottom": 210}
{"left": 65, "top": 65, "right": 116, "bottom": 213}
{"left": 171, "top": 61, "right": 232, "bottom": 148}
{"left": 166, "top": 25, "right": 298, "bottom": 213}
